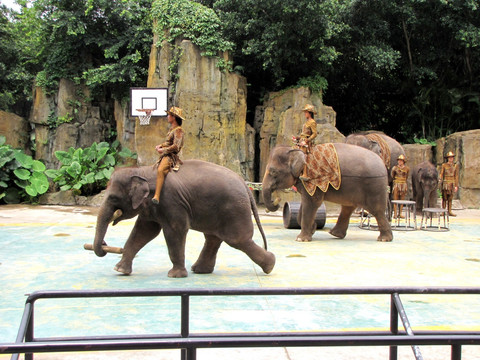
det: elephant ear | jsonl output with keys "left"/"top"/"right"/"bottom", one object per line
{"left": 129, "top": 176, "right": 150, "bottom": 210}
{"left": 288, "top": 149, "right": 305, "bottom": 178}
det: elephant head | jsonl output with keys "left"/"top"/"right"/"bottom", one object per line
{"left": 345, "top": 134, "right": 382, "bottom": 157}
{"left": 262, "top": 146, "right": 305, "bottom": 212}
{"left": 418, "top": 165, "right": 439, "bottom": 209}
{"left": 93, "top": 170, "right": 150, "bottom": 257}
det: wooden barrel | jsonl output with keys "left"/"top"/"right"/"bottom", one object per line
{"left": 282, "top": 202, "right": 326, "bottom": 229}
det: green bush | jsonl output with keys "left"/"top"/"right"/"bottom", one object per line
{"left": 45, "top": 141, "right": 137, "bottom": 196}
{"left": 0, "top": 136, "right": 49, "bottom": 204}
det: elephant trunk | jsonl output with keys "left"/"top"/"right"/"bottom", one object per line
{"left": 93, "top": 205, "right": 120, "bottom": 257}
{"left": 262, "top": 184, "right": 281, "bottom": 212}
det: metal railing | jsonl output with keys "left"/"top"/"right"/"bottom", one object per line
{"left": 1, "top": 287, "right": 479, "bottom": 360}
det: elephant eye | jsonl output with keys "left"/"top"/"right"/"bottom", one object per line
{"left": 268, "top": 168, "right": 278, "bottom": 177}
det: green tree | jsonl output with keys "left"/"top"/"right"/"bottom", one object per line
{"left": 323, "top": 0, "right": 480, "bottom": 141}
{"left": 0, "top": 5, "right": 34, "bottom": 114}
{"left": 213, "top": 0, "right": 349, "bottom": 92}
{"left": 15, "top": 0, "right": 153, "bottom": 99}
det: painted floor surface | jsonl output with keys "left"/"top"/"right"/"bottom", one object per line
{"left": 0, "top": 204, "right": 479, "bottom": 359}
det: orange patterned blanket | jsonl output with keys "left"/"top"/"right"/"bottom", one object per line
{"left": 366, "top": 133, "right": 391, "bottom": 169}
{"left": 301, "top": 143, "right": 341, "bottom": 196}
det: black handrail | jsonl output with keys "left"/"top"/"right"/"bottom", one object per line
{"left": 1, "top": 287, "right": 479, "bottom": 360}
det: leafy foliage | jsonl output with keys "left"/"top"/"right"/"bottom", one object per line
{"left": 151, "top": 0, "right": 234, "bottom": 72}
{"left": 0, "top": 135, "right": 49, "bottom": 204}
{"left": 13, "top": 0, "right": 153, "bottom": 100}
{"left": 0, "top": 5, "right": 34, "bottom": 114}
{"left": 45, "top": 141, "right": 137, "bottom": 196}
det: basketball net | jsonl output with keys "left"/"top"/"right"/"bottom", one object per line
{"left": 137, "top": 109, "right": 153, "bottom": 125}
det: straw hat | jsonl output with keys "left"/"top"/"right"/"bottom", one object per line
{"left": 166, "top": 106, "right": 185, "bottom": 122}
{"left": 397, "top": 154, "right": 406, "bottom": 161}
{"left": 446, "top": 151, "right": 455, "bottom": 158}
{"left": 302, "top": 104, "right": 317, "bottom": 114}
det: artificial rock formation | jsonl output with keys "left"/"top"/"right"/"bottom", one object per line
{"left": 0, "top": 111, "right": 29, "bottom": 150}
{"left": 436, "top": 130, "right": 480, "bottom": 208}
{"left": 256, "top": 86, "right": 344, "bottom": 180}
{"left": 136, "top": 39, "right": 254, "bottom": 180}
{"left": 30, "top": 79, "right": 111, "bottom": 168}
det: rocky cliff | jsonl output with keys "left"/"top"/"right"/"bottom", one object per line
{"left": 256, "top": 86, "right": 344, "bottom": 180}
{"left": 136, "top": 39, "right": 254, "bottom": 180}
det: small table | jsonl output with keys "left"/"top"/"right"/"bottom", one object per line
{"left": 391, "top": 200, "right": 417, "bottom": 231}
{"left": 420, "top": 208, "right": 449, "bottom": 232}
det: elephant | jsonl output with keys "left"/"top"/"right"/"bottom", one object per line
{"left": 91, "top": 160, "right": 276, "bottom": 278}
{"left": 411, "top": 161, "right": 439, "bottom": 212}
{"left": 262, "top": 143, "right": 393, "bottom": 242}
{"left": 345, "top": 131, "right": 405, "bottom": 184}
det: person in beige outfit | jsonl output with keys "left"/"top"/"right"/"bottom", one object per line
{"left": 152, "top": 107, "right": 185, "bottom": 205}
{"left": 439, "top": 151, "right": 459, "bottom": 216}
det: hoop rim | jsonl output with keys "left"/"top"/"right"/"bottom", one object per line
{"left": 136, "top": 109, "right": 155, "bottom": 114}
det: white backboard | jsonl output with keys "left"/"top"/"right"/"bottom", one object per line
{"left": 130, "top": 88, "right": 168, "bottom": 117}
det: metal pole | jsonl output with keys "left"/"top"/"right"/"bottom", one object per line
{"left": 393, "top": 293, "right": 423, "bottom": 360}
{"left": 389, "top": 294, "right": 398, "bottom": 360}
{"left": 451, "top": 344, "right": 462, "bottom": 360}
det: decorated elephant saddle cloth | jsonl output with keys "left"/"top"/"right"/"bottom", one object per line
{"left": 366, "top": 133, "right": 391, "bottom": 169}
{"left": 302, "top": 143, "right": 341, "bottom": 196}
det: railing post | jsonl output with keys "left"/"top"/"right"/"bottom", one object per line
{"left": 181, "top": 294, "right": 196, "bottom": 360}
{"left": 389, "top": 293, "right": 398, "bottom": 360}
{"left": 451, "top": 344, "right": 462, "bottom": 360}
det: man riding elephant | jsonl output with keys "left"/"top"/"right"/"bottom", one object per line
{"left": 152, "top": 106, "right": 185, "bottom": 205}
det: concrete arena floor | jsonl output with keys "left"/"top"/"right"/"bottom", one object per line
{"left": 0, "top": 204, "right": 479, "bottom": 360}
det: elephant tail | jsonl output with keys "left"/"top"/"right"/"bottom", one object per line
{"left": 246, "top": 182, "right": 269, "bottom": 251}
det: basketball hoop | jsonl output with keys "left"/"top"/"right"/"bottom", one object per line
{"left": 137, "top": 109, "right": 153, "bottom": 125}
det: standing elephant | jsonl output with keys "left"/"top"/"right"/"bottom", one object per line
{"left": 91, "top": 160, "right": 275, "bottom": 278}
{"left": 345, "top": 131, "right": 405, "bottom": 183}
{"left": 262, "top": 143, "right": 393, "bottom": 242}
{"left": 411, "top": 161, "right": 439, "bottom": 211}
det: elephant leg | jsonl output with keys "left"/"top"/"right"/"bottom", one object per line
{"left": 191, "top": 234, "right": 223, "bottom": 274}
{"left": 372, "top": 210, "right": 393, "bottom": 242}
{"left": 115, "top": 219, "right": 161, "bottom": 275}
{"left": 329, "top": 205, "right": 355, "bottom": 239}
{"left": 163, "top": 224, "right": 189, "bottom": 278}
{"left": 296, "top": 196, "right": 323, "bottom": 242}
{"left": 229, "top": 239, "right": 276, "bottom": 274}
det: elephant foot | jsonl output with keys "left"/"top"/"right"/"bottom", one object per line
{"left": 377, "top": 232, "right": 393, "bottom": 242}
{"left": 260, "top": 252, "right": 276, "bottom": 274}
{"left": 295, "top": 234, "right": 312, "bottom": 242}
{"left": 114, "top": 260, "right": 132, "bottom": 275}
{"left": 168, "top": 267, "right": 188, "bottom": 278}
{"left": 329, "top": 228, "right": 346, "bottom": 239}
{"left": 191, "top": 262, "right": 215, "bottom": 274}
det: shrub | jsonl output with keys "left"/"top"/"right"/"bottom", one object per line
{"left": 45, "top": 141, "right": 137, "bottom": 196}
{"left": 0, "top": 136, "right": 49, "bottom": 204}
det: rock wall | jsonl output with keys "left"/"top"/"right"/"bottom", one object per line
{"left": 256, "top": 86, "right": 344, "bottom": 180}
{"left": 136, "top": 39, "right": 254, "bottom": 180}
{"left": 0, "top": 111, "right": 30, "bottom": 150}
{"left": 436, "top": 130, "right": 480, "bottom": 208}
{"left": 29, "top": 79, "right": 112, "bottom": 168}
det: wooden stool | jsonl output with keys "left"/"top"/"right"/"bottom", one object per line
{"left": 420, "top": 208, "right": 449, "bottom": 231}
{"left": 391, "top": 200, "right": 417, "bottom": 231}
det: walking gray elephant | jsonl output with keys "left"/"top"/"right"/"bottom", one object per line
{"left": 262, "top": 143, "right": 393, "bottom": 242}
{"left": 411, "top": 161, "right": 438, "bottom": 211}
{"left": 91, "top": 160, "right": 275, "bottom": 278}
{"left": 345, "top": 131, "right": 405, "bottom": 183}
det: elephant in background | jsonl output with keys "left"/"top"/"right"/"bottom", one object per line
{"left": 91, "top": 160, "right": 275, "bottom": 278}
{"left": 411, "top": 161, "right": 439, "bottom": 211}
{"left": 345, "top": 131, "right": 405, "bottom": 184}
{"left": 262, "top": 144, "right": 392, "bottom": 242}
